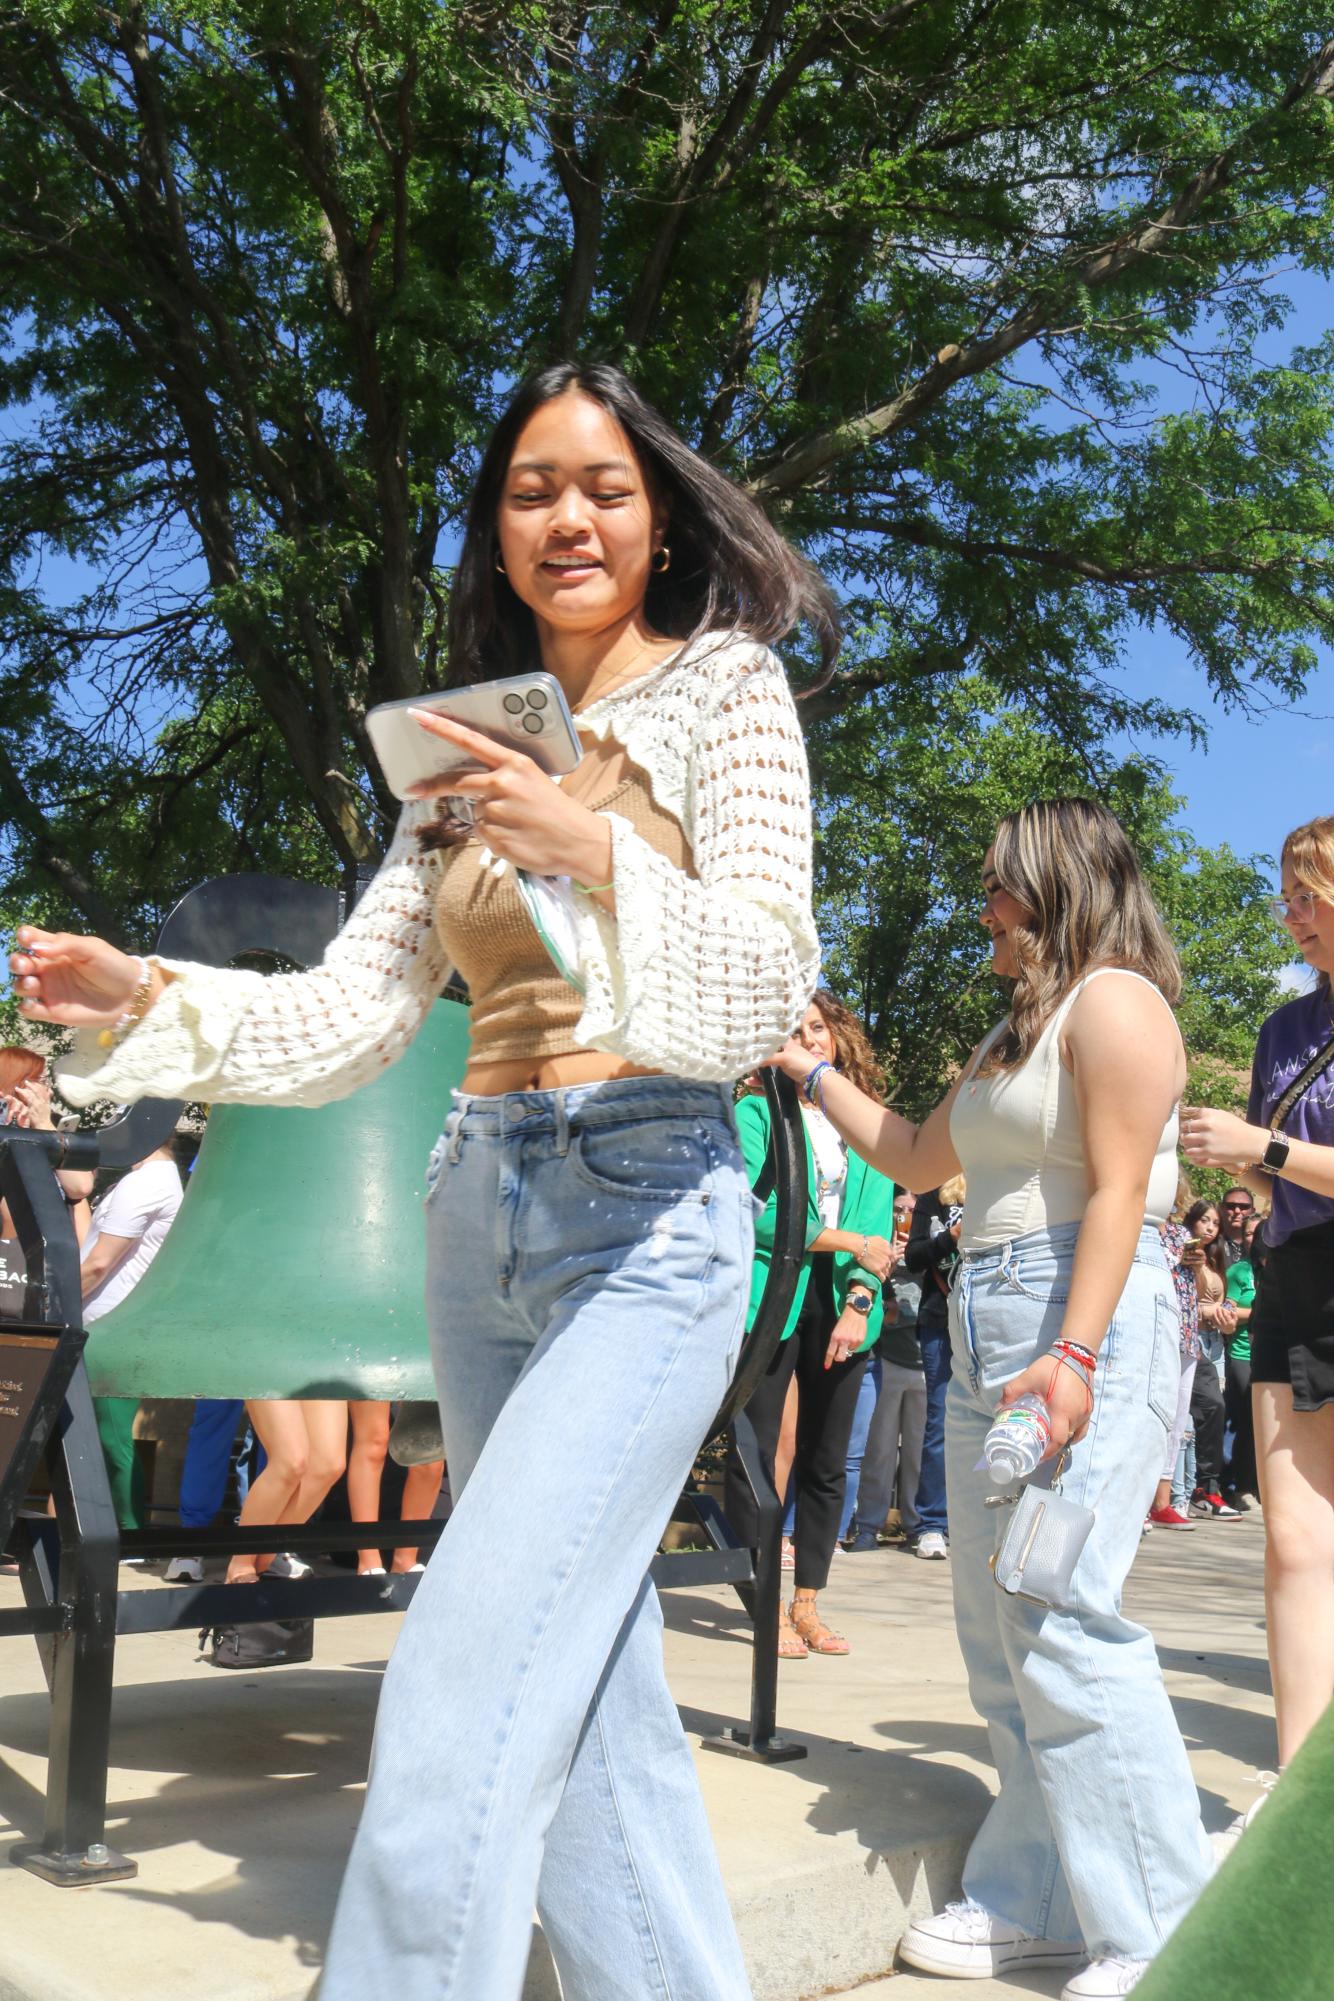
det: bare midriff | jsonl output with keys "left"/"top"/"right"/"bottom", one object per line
{"left": 461, "top": 1052, "right": 662, "bottom": 1095}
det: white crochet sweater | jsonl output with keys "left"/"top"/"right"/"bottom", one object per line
{"left": 56, "top": 632, "right": 819, "bottom": 1106}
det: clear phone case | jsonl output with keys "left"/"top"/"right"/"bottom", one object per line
{"left": 366, "top": 672, "right": 583, "bottom": 802}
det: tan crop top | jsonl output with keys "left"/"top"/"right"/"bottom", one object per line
{"left": 434, "top": 732, "right": 695, "bottom": 1065}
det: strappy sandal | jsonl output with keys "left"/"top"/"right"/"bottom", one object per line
{"left": 789, "top": 1597, "right": 850, "bottom": 1656}
{"left": 777, "top": 1604, "right": 808, "bottom": 1658}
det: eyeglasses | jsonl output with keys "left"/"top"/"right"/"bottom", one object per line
{"left": 1269, "top": 889, "right": 1321, "bottom": 925}
{"left": 1221, "top": 1201, "right": 1253, "bottom": 1215}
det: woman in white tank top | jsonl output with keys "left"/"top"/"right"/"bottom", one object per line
{"left": 772, "top": 799, "right": 1210, "bottom": 2001}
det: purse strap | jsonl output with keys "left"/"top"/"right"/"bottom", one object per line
{"left": 1269, "top": 1028, "right": 1334, "bottom": 1134}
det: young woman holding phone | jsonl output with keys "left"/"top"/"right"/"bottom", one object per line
{"left": 11, "top": 361, "right": 836, "bottom": 2001}
{"left": 769, "top": 799, "right": 1210, "bottom": 2001}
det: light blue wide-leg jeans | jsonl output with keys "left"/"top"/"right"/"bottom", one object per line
{"left": 321, "top": 1078, "right": 755, "bottom": 2001}
{"left": 945, "top": 1221, "right": 1211, "bottom": 1961}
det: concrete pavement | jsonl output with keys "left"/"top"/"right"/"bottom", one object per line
{"left": 0, "top": 1515, "right": 1271, "bottom": 2001}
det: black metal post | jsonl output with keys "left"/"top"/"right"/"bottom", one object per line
{"left": 11, "top": 1362, "right": 137, "bottom": 1884}
{"left": 701, "top": 1409, "right": 805, "bottom": 1765}
{"left": 0, "top": 1129, "right": 135, "bottom": 1883}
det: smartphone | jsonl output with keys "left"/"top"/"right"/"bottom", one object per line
{"left": 366, "top": 672, "right": 583, "bottom": 803}
{"left": 1181, "top": 1236, "right": 1205, "bottom": 1252}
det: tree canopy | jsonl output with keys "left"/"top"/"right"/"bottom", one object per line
{"left": 0, "top": 1, "right": 1325, "bottom": 1068}
{"left": 813, "top": 674, "right": 1290, "bottom": 1112}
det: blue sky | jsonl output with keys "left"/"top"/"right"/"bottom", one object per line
{"left": 1099, "top": 261, "right": 1332, "bottom": 882}
{"left": 1113, "top": 643, "right": 1331, "bottom": 874}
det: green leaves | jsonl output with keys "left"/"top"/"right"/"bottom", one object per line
{"left": 0, "top": 0, "right": 1327, "bottom": 1109}
{"left": 811, "top": 674, "right": 1289, "bottom": 1113}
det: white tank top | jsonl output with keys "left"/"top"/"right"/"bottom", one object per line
{"left": 948, "top": 967, "right": 1181, "bottom": 1252}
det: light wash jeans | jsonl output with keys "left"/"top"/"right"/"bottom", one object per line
{"left": 321, "top": 1077, "right": 756, "bottom": 2001}
{"left": 946, "top": 1221, "right": 1211, "bottom": 1961}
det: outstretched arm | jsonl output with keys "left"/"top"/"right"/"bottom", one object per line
{"left": 767, "top": 1040, "right": 965, "bottom": 1193}
{"left": 13, "top": 804, "right": 450, "bottom": 1111}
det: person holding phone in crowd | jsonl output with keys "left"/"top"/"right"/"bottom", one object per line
{"left": 0, "top": 1046, "right": 94, "bottom": 1238}
{"left": 10, "top": 360, "right": 835, "bottom": 2001}
{"left": 1182, "top": 813, "right": 1334, "bottom": 1843}
{"left": 770, "top": 798, "right": 1210, "bottom": 2001}
{"left": 1179, "top": 1200, "right": 1241, "bottom": 1521}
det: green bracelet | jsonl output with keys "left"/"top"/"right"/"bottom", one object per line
{"left": 574, "top": 878, "right": 615, "bottom": 895}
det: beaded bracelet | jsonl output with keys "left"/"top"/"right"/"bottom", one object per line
{"left": 1053, "top": 1338, "right": 1098, "bottom": 1368}
{"left": 96, "top": 957, "right": 154, "bottom": 1050}
{"left": 1050, "top": 1338, "right": 1098, "bottom": 1385}
{"left": 802, "top": 1060, "right": 832, "bottom": 1108}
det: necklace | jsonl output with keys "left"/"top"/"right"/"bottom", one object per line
{"left": 571, "top": 637, "right": 677, "bottom": 713}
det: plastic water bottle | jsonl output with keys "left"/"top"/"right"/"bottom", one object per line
{"left": 983, "top": 1394, "right": 1052, "bottom": 1486}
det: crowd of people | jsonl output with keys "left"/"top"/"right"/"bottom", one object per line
{"left": 4, "top": 359, "right": 1332, "bottom": 2001}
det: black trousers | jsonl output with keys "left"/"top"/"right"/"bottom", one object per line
{"left": 1224, "top": 1353, "right": 1257, "bottom": 1497}
{"left": 723, "top": 1257, "right": 869, "bottom": 1592}
{"left": 1189, "top": 1358, "right": 1226, "bottom": 1493}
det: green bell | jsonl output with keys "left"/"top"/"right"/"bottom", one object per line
{"left": 85, "top": 998, "right": 470, "bottom": 1402}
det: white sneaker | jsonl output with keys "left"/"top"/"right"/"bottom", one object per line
{"left": 1212, "top": 1768, "right": 1279, "bottom": 1861}
{"left": 164, "top": 1555, "right": 203, "bottom": 1583}
{"left": 899, "top": 1900, "right": 1085, "bottom": 1978}
{"left": 913, "top": 1531, "right": 949, "bottom": 1561}
{"left": 1062, "top": 1957, "right": 1149, "bottom": 1998}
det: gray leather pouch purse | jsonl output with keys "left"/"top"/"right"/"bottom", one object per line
{"left": 989, "top": 1454, "right": 1095, "bottom": 1612}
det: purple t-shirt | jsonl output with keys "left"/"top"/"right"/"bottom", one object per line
{"left": 1247, "top": 985, "right": 1334, "bottom": 1246}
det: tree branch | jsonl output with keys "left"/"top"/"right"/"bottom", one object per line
{"left": 750, "top": 33, "right": 1334, "bottom": 497}
{"left": 0, "top": 736, "right": 130, "bottom": 944}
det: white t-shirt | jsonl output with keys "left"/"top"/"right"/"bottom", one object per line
{"left": 82, "top": 1157, "right": 183, "bottom": 1324}
{"left": 801, "top": 1102, "right": 847, "bottom": 1230}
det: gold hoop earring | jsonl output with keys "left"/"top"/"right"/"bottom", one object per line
{"left": 651, "top": 546, "right": 671, "bottom": 574}
{"left": 494, "top": 550, "right": 507, "bottom": 575}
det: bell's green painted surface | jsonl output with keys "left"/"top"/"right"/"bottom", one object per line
{"left": 86, "top": 1000, "right": 470, "bottom": 1401}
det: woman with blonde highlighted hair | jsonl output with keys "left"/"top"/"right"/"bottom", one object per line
{"left": 772, "top": 797, "right": 1210, "bottom": 2000}
{"left": 1182, "top": 812, "right": 1334, "bottom": 1843}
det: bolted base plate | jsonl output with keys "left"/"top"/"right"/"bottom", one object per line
{"left": 11, "top": 1841, "right": 138, "bottom": 1886}
{"left": 701, "top": 1726, "right": 807, "bottom": 1765}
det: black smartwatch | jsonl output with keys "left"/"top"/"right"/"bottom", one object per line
{"left": 1260, "top": 1130, "right": 1291, "bottom": 1174}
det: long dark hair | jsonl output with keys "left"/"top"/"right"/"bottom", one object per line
{"left": 1184, "top": 1200, "right": 1229, "bottom": 1285}
{"left": 445, "top": 361, "right": 840, "bottom": 686}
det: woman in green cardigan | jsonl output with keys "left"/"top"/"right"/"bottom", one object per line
{"left": 723, "top": 990, "right": 895, "bottom": 1657}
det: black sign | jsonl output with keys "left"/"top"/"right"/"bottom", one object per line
{"left": 0, "top": 1330, "right": 71, "bottom": 1551}
{"left": 0, "top": 1239, "right": 25, "bottom": 1322}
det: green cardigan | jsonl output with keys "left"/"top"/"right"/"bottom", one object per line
{"left": 734, "top": 1093, "right": 895, "bottom": 1354}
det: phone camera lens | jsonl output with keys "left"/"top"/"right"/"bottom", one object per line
{"left": 502, "top": 693, "right": 525, "bottom": 715}
{"left": 522, "top": 713, "right": 544, "bottom": 734}
{"left": 526, "top": 688, "right": 548, "bottom": 709}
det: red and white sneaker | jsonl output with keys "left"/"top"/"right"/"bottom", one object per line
{"left": 898, "top": 1900, "right": 1084, "bottom": 1979}
{"left": 1147, "top": 1504, "right": 1196, "bottom": 1531}
{"left": 1192, "top": 1489, "right": 1242, "bottom": 1520}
